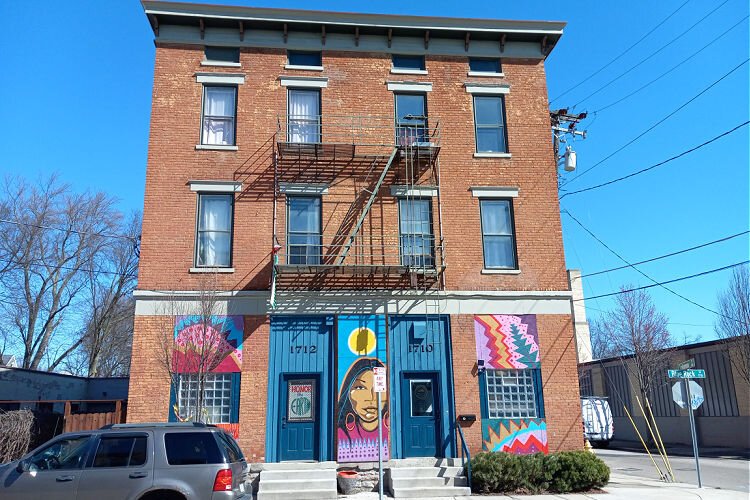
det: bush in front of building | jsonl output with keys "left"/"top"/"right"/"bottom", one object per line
{"left": 470, "top": 450, "right": 609, "bottom": 494}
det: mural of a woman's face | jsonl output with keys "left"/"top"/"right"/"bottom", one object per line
{"left": 348, "top": 369, "right": 387, "bottom": 432}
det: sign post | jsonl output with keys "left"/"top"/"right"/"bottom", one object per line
{"left": 373, "top": 366, "right": 387, "bottom": 500}
{"left": 669, "top": 365, "right": 705, "bottom": 488}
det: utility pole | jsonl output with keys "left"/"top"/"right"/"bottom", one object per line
{"left": 550, "top": 108, "right": 587, "bottom": 178}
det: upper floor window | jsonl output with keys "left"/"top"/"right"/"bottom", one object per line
{"left": 288, "top": 50, "right": 322, "bottom": 67}
{"left": 392, "top": 54, "right": 425, "bottom": 71}
{"left": 204, "top": 46, "right": 240, "bottom": 64}
{"left": 195, "top": 193, "right": 233, "bottom": 267}
{"left": 287, "top": 196, "right": 322, "bottom": 265}
{"left": 469, "top": 57, "right": 502, "bottom": 74}
{"left": 485, "top": 369, "right": 538, "bottom": 419}
{"left": 480, "top": 199, "right": 517, "bottom": 269}
{"left": 288, "top": 89, "right": 321, "bottom": 144}
{"left": 473, "top": 96, "right": 507, "bottom": 153}
{"left": 399, "top": 198, "right": 434, "bottom": 268}
{"left": 201, "top": 86, "right": 237, "bottom": 146}
{"left": 395, "top": 93, "right": 427, "bottom": 145}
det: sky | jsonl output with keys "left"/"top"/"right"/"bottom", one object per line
{"left": 1, "top": 0, "right": 748, "bottom": 344}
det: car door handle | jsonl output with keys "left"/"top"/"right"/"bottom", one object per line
{"left": 56, "top": 475, "right": 75, "bottom": 482}
{"left": 129, "top": 472, "right": 148, "bottom": 479}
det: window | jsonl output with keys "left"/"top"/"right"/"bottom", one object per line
{"left": 287, "top": 196, "right": 322, "bottom": 265}
{"left": 93, "top": 436, "right": 147, "bottom": 468}
{"left": 195, "top": 194, "right": 233, "bottom": 268}
{"left": 28, "top": 436, "right": 91, "bottom": 471}
{"left": 216, "top": 432, "right": 244, "bottom": 463}
{"left": 201, "top": 86, "right": 237, "bottom": 146}
{"left": 204, "top": 46, "right": 240, "bottom": 64}
{"left": 392, "top": 54, "right": 425, "bottom": 71}
{"left": 399, "top": 198, "right": 434, "bottom": 267}
{"left": 469, "top": 58, "right": 502, "bottom": 73}
{"left": 288, "top": 50, "right": 322, "bottom": 67}
{"left": 395, "top": 93, "right": 427, "bottom": 145}
{"left": 485, "top": 369, "right": 537, "bottom": 419}
{"left": 480, "top": 199, "right": 517, "bottom": 269}
{"left": 178, "top": 373, "right": 233, "bottom": 424}
{"left": 287, "top": 89, "right": 321, "bottom": 144}
{"left": 473, "top": 96, "right": 507, "bottom": 153}
{"left": 164, "top": 432, "right": 223, "bottom": 465}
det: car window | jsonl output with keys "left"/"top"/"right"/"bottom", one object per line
{"left": 164, "top": 432, "right": 223, "bottom": 465}
{"left": 216, "top": 431, "right": 244, "bottom": 463}
{"left": 93, "top": 435, "right": 148, "bottom": 468}
{"left": 29, "top": 436, "right": 91, "bottom": 471}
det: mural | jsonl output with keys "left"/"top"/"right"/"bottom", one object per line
{"left": 474, "top": 315, "right": 540, "bottom": 369}
{"left": 482, "top": 418, "right": 549, "bottom": 454}
{"left": 173, "top": 315, "right": 243, "bottom": 373}
{"left": 336, "top": 315, "right": 389, "bottom": 462}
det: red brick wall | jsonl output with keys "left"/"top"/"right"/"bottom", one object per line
{"left": 127, "top": 316, "right": 172, "bottom": 423}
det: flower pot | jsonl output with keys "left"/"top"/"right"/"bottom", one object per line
{"left": 337, "top": 470, "right": 358, "bottom": 494}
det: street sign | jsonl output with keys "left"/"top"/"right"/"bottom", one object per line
{"left": 672, "top": 381, "right": 704, "bottom": 410}
{"left": 677, "top": 359, "right": 695, "bottom": 370}
{"left": 373, "top": 366, "right": 387, "bottom": 393}
{"left": 668, "top": 369, "right": 706, "bottom": 379}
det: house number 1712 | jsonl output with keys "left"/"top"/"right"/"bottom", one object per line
{"left": 289, "top": 345, "right": 317, "bottom": 354}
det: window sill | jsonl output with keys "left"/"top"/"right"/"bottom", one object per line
{"left": 474, "top": 152, "right": 511, "bottom": 159}
{"left": 468, "top": 71, "right": 504, "bottom": 78}
{"left": 201, "top": 61, "right": 242, "bottom": 68}
{"left": 189, "top": 267, "right": 235, "bottom": 274}
{"left": 195, "top": 144, "right": 238, "bottom": 151}
{"left": 285, "top": 64, "right": 324, "bottom": 71}
{"left": 390, "top": 68, "right": 428, "bottom": 75}
{"left": 481, "top": 269, "right": 521, "bottom": 275}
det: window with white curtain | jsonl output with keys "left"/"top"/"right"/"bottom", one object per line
{"left": 287, "top": 89, "right": 320, "bottom": 143}
{"left": 201, "top": 86, "right": 237, "bottom": 146}
{"left": 196, "top": 194, "right": 233, "bottom": 267}
{"left": 480, "top": 198, "right": 517, "bottom": 269}
{"left": 287, "top": 196, "right": 321, "bottom": 265}
{"left": 399, "top": 198, "right": 434, "bottom": 268}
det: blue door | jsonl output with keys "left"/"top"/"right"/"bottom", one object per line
{"left": 280, "top": 375, "right": 319, "bottom": 461}
{"left": 400, "top": 372, "right": 440, "bottom": 457}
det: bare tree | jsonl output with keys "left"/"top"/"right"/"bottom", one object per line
{"left": 0, "top": 176, "right": 126, "bottom": 370}
{"left": 715, "top": 264, "right": 750, "bottom": 386}
{"left": 157, "top": 273, "right": 234, "bottom": 423}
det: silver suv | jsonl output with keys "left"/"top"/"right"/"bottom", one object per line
{"left": 0, "top": 422, "right": 249, "bottom": 500}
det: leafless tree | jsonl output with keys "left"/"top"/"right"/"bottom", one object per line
{"left": 715, "top": 264, "right": 750, "bottom": 386}
{"left": 0, "top": 176, "right": 127, "bottom": 371}
{"left": 157, "top": 273, "right": 234, "bottom": 423}
{"left": 0, "top": 409, "right": 34, "bottom": 463}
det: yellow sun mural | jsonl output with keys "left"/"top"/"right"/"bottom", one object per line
{"left": 348, "top": 327, "right": 376, "bottom": 355}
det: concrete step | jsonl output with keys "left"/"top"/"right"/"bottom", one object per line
{"left": 258, "top": 478, "right": 336, "bottom": 492}
{"left": 391, "top": 486, "right": 472, "bottom": 498}
{"left": 256, "top": 489, "right": 338, "bottom": 500}
{"left": 388, "top": 466, "right": 464, "bottom": 478}
{"left": 259, "top": 468, "right": 337, "bottom": 481}
{"left": 434, "top": 458, "right": 464, "bottom": 467}
{"left": 252, "top": 460, "right": 337, "bottom": 471}
{"left": 391, "top": 475, "right": 468, "bottom": 488}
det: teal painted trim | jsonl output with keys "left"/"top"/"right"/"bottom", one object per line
{"left": 533, "top": 368, "right": 545, "bottom": 418}
{"left": 230, "top": 373, "right": 241, "bottom": 423}
{"left": 168, "top": 380, "right": 178, "bottom": 422}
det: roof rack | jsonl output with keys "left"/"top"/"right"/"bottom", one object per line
{"left": 99, "top": 422, "right": 217, "bottom": 430}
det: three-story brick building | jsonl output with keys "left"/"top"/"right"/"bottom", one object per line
{"left": 130, "top": 0, "right": 581, "bottom": 470}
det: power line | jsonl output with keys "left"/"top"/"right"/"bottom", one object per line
{"left": 576, "top": 261, "right": 747, "bottom": 301}
{"left": 0, "top": 256, "right": 138, "bottom": 279}
{"left": 562, "top": 209, "right": 746, "bottom": 324}
{"left": 579, "top": 230, "right": 749, "bottom": 278}
{"left": 559, "top": 121, "right": 750, "bottom": 198}
{"left": 570, "top": 0, "right": 731, "bottom": 108}
{"left": 0, "top": 218, "right": 139, "bottom": 242}
{"left": 592, "top": 15, "right": 749, "bottom": 114}
{"left": 550, "top": 0, "right": 692, "bottom": 104}
{"left": 561, "top": 58, "right": 749, "bottom": 187}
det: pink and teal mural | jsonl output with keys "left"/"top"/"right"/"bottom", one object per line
{"left": 336, "top": 315, "right": 389, "bottom": 462}
{"left": 474, "top": 314, "right": 540, "bottom": 369}
{"left": 482, "top": 418, "right": 549, "bottom": 454}
{"left": 173, "top": 315, "right": 244, "bottom": 373}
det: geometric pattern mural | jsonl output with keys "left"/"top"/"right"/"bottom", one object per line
{"left": 474, "top": 314, "right": 540, "bottom": 369}
{"left": 482, "top": 418, "right": 549, "bottom": 454}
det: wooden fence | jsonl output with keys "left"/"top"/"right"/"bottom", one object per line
{"left": 63, "top": 400, "right": 126, "bottom": 432}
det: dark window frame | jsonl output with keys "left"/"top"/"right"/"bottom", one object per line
{"left": 194, "top": 192, "right": 235, "bottom": 268}
{"left": 392, "top": 54, "right": 426, "bottom": 71}
{"left": 397, "top": 197, "right": 435, "bottom": 268}
{"left": 90, "top": 433, "right": 149, "bottom": 469}
{"left": 473, "top": 95, "right": 508, "bottom": 153}
{"left": 469, "top": 57, "right": 502, "bottom": 73}
{"left": 479, "top": 198, "right": 518, "bottom": 270}
{"left": 200, "top": 85, "right": 238, "bottom": 146}
{"left": 286, "top": 195, "right": 323, "bottom": 265}
{"left": 394, "top": 92, "right": 429, "bottom": 145}
{"left": 287, "top": 50, "right": 323, "bottom": 67}
{"left": 204, "top": 46, "right": 240, "bottom": 64}
{"left": 163, "top": 432, "right": 224, "bottom": 466}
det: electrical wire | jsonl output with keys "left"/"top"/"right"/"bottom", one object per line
{"left": 592, "top": 15, "right": 749, "bottom": 114}
{"left": 579, "top": 230, "right": 749, "bottom": 278}
{"left": 559, "top": 121, "right": 750, "bottom": 198}
{"left": 561, "top": 58, "right": 749, "bottom": 187}
{"left": 0, "top": 218, "right": 139, "bottom": 242}
{"left": 570, "top": 0, "right": 731, "bottom": 108}
{"left": 0, "top": 256, "right": 138, "bottom": 279}
{"left": 550, "top": 0, "right": 693, "bottom": 104}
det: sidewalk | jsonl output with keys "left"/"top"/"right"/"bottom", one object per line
{"left": 340, "top": 473, "right": 748, "bottom": 499}
{"left": 608, "top": 440, "right": 750, "bottom": 460}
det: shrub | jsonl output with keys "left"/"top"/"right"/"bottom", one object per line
{"left": 470, "top": 450, "right": 609, "bottom": 494}
{"left": 0, "top": 409, "right": 34, "bottom": 463}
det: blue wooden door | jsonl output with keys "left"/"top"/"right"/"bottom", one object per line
{"left": 280, "top": 375, "right": 319, "bottom": 461}
{"left": 400, "top": 372, "right": 440, "bottom": 457}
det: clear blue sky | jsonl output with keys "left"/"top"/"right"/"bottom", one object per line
{"left": 1, "top": 0, "right": 747, "bottom": 343}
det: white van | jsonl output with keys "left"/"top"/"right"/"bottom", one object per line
{"left": 581, "top": 396, "right": 614, "bottom": 448}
